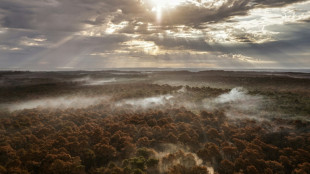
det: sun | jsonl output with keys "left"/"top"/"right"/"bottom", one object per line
{"left": 148, "top": 0, "right": 186, "bottom": 23}
{"left": 150, "top": 0, "right": 185, "bottom": 7}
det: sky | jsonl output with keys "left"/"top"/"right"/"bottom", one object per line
{"left": 0, "top": 0, "right": 310, "bottom": 70}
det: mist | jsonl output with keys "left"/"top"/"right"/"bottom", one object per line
{"left": 202, "top": 87, "right": 265, "bottom": 120}
{"left": 5, "top": 86, "right": 268, "bottom": 122}
{"left": 215, "top": 87, "right": 250, "bottom": 103}
{"left": 115, "top": 94, "right": 174, "bottom": 109}
{"left": 153, "top": 144, "right": 213, "bottom": 174}
{"left": 0, "top": 71, "right": 309, "bottom": 174}
{"left": 112, "top": 86, "right": 267, "bottom": 122}
{"left": 73, "top": 77, "right": 117, "bottom": 85}
{"left": 6, "top": 96, "right": 109, "bottom": 111}
{"left": 85, "top": 78, "right": 117, "bottom": 86}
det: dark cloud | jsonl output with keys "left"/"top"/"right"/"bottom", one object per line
{"left": 0, "top": 0, "right": 307, "bottom": 32}
{"left": 157, "top": 0, "right": 309, "bottom": 27}
{"left": 0, "top": 0, "right": 106, "bottom": 32}
{"left": 143, "top": 34, "right": 213, "bottom": 52}
{"left": 1, "top": 0, "right": 306, "bottom": 32}
{"left": 253, "top": 0, "right": 308, "bottom": 7}
{"left": 160, "top": 0, "right": 250, "bottom": 27}
{"left": 301, "top": 17, "right": 310, "bottom": 22}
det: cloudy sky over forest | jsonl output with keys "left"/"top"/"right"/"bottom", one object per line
{"left": 0, "top": 0, "right": 310, "bottom": 70}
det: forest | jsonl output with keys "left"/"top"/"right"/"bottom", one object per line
{"left": 0, "top": 70, "right": 309, "bottom": 174}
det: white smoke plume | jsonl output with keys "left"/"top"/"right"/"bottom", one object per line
{"left": 215, "top": 87, "right": 249, "bottom": 103}
{"left": 154, "top": 144, "right": 212, "bottom": 174}
{"left": 73, "top": 77, "right": 116, "bottom": 85}
{"left": 115, "top": 95, "right": 174, "bottom": 109}
{"left": 7, "top": 96, "right": 109, "bottom": 111}
{"left": 203, "top": 87, "right": 265, "bottom": 120}
{"left": 85, "top": 78, "right": 116, "bottom": 86}
{"left": 177, "top": 86, "right": 187, "bottom": 93}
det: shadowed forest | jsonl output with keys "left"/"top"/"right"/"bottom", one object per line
{"left": 0, "top": 70, "right": 309, "bottom": 174}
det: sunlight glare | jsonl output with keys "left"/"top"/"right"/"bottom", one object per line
{"left": 149, "top": 0, "right": 186, "bottom": 23}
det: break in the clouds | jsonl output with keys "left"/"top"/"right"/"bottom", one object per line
{"left": 0, "top": 0, "right": 310, "bottom": 70}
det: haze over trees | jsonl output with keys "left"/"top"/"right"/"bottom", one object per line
{"left": 0, "top": 71, "right": 309, "bottom": 174}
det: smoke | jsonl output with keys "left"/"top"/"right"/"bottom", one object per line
{"left": 6, "top": 94, "right": 175, "bottom": 112}
{"left": 112, "top": 87, "right": 265, "bottom": 121}
{"left": 85, "top": 78, "right": 116, "bottom": 86}
{"left": 215, "top": 87, "right": 248, "bottom": 103}
{"left": 115, "top": 95, "right": 174, "bottom": 109}
{"left": 110, "top": 72, "right": 141, "bottom": 75}
{"left": 73, "top": 77, "right": 117, "bottom": 85}
{"left": 4, "top": 86, "right": 266, "bottom": 122}
{"left": 177, "top": 86, "right": 187, "bottom": 93}
{"left": 203, "top": 87, "right": 265, "bottom": 120}
{"left": 153, "top": 144, "right": 212, "bottom": 173}
{"left": 7, "top": 96, "right": 109, "bottom": 111}
{"left": 159, "top": 150, "right": 202, "bottom": 172}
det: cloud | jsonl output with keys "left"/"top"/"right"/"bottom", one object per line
{"left": 1, "top": 0, "right": 306, "bottom": 33}
{"left": 19, "top": 35, "right": 47, "bottom": 47}
{"left": 159, "top": 0, "right": 250, "bottom": 27}
{"left": 0, "top": 45, "right": 21, "bottom": 51}
{"left": 253, "top": 0, "right": 309, "bottom": 7}
{"left": 0, "top": 0, "right": 310, "bottom": 69}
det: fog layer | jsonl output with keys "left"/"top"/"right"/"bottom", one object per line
{"left": 7, "top": 96, "right": 109, "bottom": 111}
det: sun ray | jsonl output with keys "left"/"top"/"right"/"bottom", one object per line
{"left": 148, "top": 0, "right": 186, "bottom": 23}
